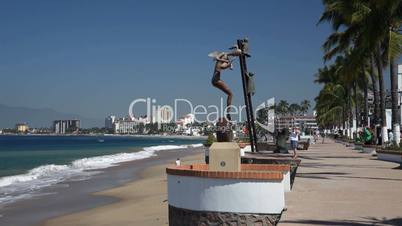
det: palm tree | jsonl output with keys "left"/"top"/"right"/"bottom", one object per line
{"left": 315, "top": 83, "right": 348, "bottom": 130}
{"left": 354, "top": 0, "right": 402, "bottom": 145}
{"left": 318, "top": 1, "right": 370, "bottom": 138}
{"left": 276, "top": 100, "right": 289, "bottom": 116}
{"left": 289, "top": 103, "right": 301, "bottom": 116}
{"left": 380, "top": 1, "right": 402, "bottom": 145}
{"left": 300, "top": 100, "right": 311, "bottom": 115}
{"left": 315, "top": 58, "right": 355, "bottom": 135}
{"left": 318, "top": 0, "right": 402, "bottom": 144}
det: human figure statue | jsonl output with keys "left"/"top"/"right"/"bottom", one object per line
{"left": 209, "top": 46, "right": 242, "bottom": 120}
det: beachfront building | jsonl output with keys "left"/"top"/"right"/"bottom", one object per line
{"left": 30, "top": 127, "right": 52, "bottom": 134}
{"left": 152, "top": 106, "right": 173, "bottom": 124}
{"left": 113, "top": 117, "right": 139, "bottom": 134}
{"left": 175, "top": 114, "right": 195, "bottom": 131}
{"left": 276, "top": 115, "right": 318, "bottom": 131}
{"left": 15, "top": 123, "right": 29, "bottom": 133}
{"left": 136, "top": 115, "right": 151, "bottom": 124}
{"left": 105, "top": 115, "right": 116, "bottom": 129}
{"left": 105, "top": 114, "right": 150, "bottom": 134}
{"left": 53, "top": 120, "right": 80, "bottom": 134}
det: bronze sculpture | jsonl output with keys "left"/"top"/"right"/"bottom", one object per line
{"left": 209, "top": 39, "right": 258, "bottom": 151}
{"left": 209, "top": 47, "right": 242, "bottom": 120}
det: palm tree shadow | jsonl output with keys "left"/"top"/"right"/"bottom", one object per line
{"left": 280, "top": 217, "right": 402, "bottom": 225}
{"left": 301, "top": 162, "right": 391, "bottom": 170}
{"left": 339, "top": 175, "right": 402, "bottom": 182}
{"left": 298, "top": 156, "right": 323, "bottom": 160}
{"left": 297, "top": 172, "right": 349, "bottom": 180}
{"left": 319, "top": 156, "right": 364, "bottom": 159}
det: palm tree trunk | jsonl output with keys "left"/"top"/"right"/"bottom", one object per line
{"left": 390, "top": 59, "right": 400, "bottom": 146}
{"left": 375, "top": 49, "right": 388, "bottom": 145}
{"left": 370, "top": 56, "right": 379, "bottom": 126}
{"left": 354, "top": 82, "right": 359, "bottom": 131}
{"left": 348, "top": 88, "right": 353, "bottom": 139}
{"left": 359, "top": 65, "right": 367, "bottom": 127}
{"left": 370, "top": 56, "right": 380, "bottom": 144}
{"left": 342, "top": 105, "right": 346, "bottom": 136}
{"left": 363, "top": 80, "right": 368, "bottom": 127}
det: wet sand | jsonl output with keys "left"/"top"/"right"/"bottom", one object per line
{"left": 42, "top": 153, "right": 203, "bottom": 226}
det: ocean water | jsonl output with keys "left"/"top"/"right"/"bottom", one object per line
{"left": 0, "top": 135, "right": 204, "bottom": 205}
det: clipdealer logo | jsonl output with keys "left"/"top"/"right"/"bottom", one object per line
{"left": 128, "top": 97, "right": 275, "bottom": 132}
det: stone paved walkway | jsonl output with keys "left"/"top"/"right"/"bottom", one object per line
{"left": 280, "top": 139, "right": 402, "bottom": 226}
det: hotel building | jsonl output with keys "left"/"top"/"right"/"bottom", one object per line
{"left": 16, "top": 123, "right": 29, "bottom": 133}
{"left": 152, "top": 106, "right": 173, "bottom": 124}
{"left": 113, "top": 117, "right": 139, "bottom": 134}
{"left": 276, "top": 115, "right": 318, "bottom": 131}
{"left": 105, "top": 115, "right": 116, "bottom": 129}
{"left": 53, "top": 120, "right": 80, "bottom": 134}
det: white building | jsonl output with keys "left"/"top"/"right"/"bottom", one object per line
{"left": 276, "top": 116, "right": 318, "bottom": 131}
{"left": 53, "top": 120, "right": 80, "bottom": 134}
{"left": 105, "top": 115, "right": 116, "bottom": 129}
{"left": 176, "top": 114, "right": 195, "bottom": 130}
{"left": 114, "top": 118, "right": 138, "bottom": 134}
{"left": 136, "top": 115, "right": 151, "bottom": 124}
{"left": 160, "top": 106, "right": 173, "bottom": 123}
{"left": 16, "top": 123, "right": 29, "bottom": 133}
{"left": 183, "top": 127, "right": 202, "bottom": 136}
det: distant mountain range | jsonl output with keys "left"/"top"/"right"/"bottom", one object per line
{"left": 0, "top": 104, "right": 103, "bottom": 128}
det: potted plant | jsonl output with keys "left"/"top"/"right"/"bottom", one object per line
{"left": 204, "top": 133, "right": 216, "bottom": 148}
{"left": 203, "top": 134, "right": 216, "bottom": 164}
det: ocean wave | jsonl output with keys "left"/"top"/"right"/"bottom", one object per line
{"left": 0, "top": 143, "right": 202, "bottom": 205}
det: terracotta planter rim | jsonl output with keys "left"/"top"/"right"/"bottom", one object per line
{"left": 166, "top": 164, "right": 286, "bottom": 181}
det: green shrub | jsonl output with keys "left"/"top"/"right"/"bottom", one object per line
{"left": 204, "top": 134, "right": 216, "bottom": 147}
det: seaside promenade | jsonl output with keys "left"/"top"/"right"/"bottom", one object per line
{"left": 281, "top": 139, "right": 402, "bottom": 225}
{"left": 43, "top": 140, "right": 402, "bottom": 226}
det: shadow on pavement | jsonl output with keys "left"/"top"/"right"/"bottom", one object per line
{"left": 339, "top": 175, "right": 402, "bottom": 182}
{"left": 281, "top": 217, "right": 402, "bottom": 225}
{"left": 296, "top": 172, "right": 349, "bottom": 180}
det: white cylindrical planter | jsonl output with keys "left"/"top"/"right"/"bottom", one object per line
{"left": 166, "top": 164, "right": 286, "bottom": 226}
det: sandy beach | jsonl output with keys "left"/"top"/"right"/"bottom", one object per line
{"left": 42, "top": 153, "right": 204, "bottom": 226}
{"left": 42, "top": 140, "right": 402, "bottom": 226}
{"left": 0, "top": 145, "right": 204, "bottom": 226}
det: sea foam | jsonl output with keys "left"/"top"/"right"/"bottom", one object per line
{"left": 0, "top": 143, "right": 202, "bottom": 205}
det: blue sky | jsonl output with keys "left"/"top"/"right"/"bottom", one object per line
{"left": 1, "top": 1, "right": 338, "bottom": 118}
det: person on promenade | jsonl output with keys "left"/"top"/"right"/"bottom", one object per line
{"left": 210, "top": 47, "right": 242, "bottom": 120}
{"left": 289, "top": 128, "right": 299, "bottom": 158}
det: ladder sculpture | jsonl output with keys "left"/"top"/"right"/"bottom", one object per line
{"left": 237, "top": 38, "right": 258, "bottom": 152}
